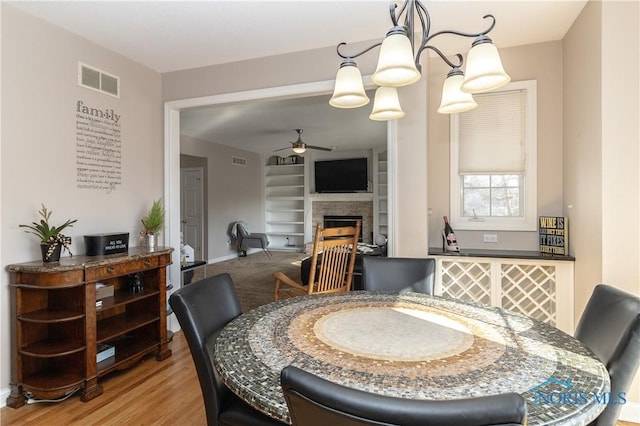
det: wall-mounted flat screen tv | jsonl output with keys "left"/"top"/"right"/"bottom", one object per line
{"left": 314, "top": 158, "right": 368, "bottom": 193}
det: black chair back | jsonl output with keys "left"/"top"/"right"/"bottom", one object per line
{"left": 362, "top": 257, "right": 436, "bottom": 295}
{"left": 169, "top": 273, "right": 242, "bottom": 425}
{"left": 575, "top": 284, "right": 640, "bottom": 425}
{"left": 281, "top": 366, "right": 526, "bottom": 426}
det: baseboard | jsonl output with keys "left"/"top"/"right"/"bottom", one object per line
{"left": 209, "top": 252, "right": 242, "bottom": 264}
{"left": 619, "top": 400, "right": 640, "bottom": 423}
{"left": 0, "top": 386, "right": 10, "bottom": 408}
{"left": 209, "top": 249, "right": 264, "bottom": 265}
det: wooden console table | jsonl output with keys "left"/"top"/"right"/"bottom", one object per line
{"left": 5, "top": 247, "right": 174, "bottom": 408}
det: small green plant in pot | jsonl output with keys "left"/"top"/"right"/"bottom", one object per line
{"left": 141, "top": 199, "right": 165, "bottom": 250}
{"left": 19, "top": 204, "right": 77, "bottom": 262}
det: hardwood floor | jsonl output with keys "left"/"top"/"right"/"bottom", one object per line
{"left": 0, "top": 332, "right": 205, "bottom": 425}
{"left": 0, "top": 331, "right": 637, "bottom": 426}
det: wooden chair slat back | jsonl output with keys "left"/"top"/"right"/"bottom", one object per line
{"left": 307, "top": 221, "right": 360, "bottom": 295}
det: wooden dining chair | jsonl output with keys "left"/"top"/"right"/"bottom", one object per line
{"left": 169, "top": 274, "right": 284, "bottom": 426}
{"left": 574, "top": 284, "right": 640, "bottom": 426}
{"left": 281, "top": 366, "right": 527, "bottom": 426}
{"left": 362, "top": 257, "right": 436, "bottom": 295}
{"left": 274, "top": 221, "right": 360, "bottom": 301}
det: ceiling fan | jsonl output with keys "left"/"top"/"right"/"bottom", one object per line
{"left": 274, "top": 129, "right": 333, "bottom": 154}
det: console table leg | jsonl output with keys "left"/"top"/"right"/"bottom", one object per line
{"left": 6, "top": 384, "right": 26, "bottom": 408}
{"left": 156, "top": 342, "right": 172, "bottom": 361}
{"left": 81, "top": 382, "right": 103, "bottom": 402}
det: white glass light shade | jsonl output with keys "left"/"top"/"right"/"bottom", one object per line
{"left": 438, "top": 73, "right": 478, "bottom": 114}
{"left": 461, "top": 41, "right": 510, "bottom": 93}
{"left": 292, "top": 145, "right": 306, "bottom": 154}
{"left": 329, "top": 65, "right": 370, "bottom": 108}
{"left": 369, "top": 87, "right": 405, "bottom": 121}
{"left": 372, "top": 33, "right": 421, "bottom": 87}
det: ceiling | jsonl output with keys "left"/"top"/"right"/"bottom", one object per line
{"left": 8, "top": 0, "right": 588, "bottom": 155}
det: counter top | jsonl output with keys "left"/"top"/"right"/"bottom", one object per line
{"left": 6, "top": 246, "right": 174, "bottom": 273}
{"left": 428, "top": 248, "right": 575, "bottom": 261}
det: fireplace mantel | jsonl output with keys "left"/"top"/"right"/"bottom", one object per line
{"left": 309, "top": 193, "right": 374, "bottom": 202}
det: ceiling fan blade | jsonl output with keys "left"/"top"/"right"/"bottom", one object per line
{"left": 273, "top": 146, "right": 292, "bottom": 152}
{"left": 307, "top": 145, "right": 333, "bottom": 151}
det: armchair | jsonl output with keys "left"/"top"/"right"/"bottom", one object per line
{"left": 230, "top": 221, "right": 271, "bottom": 259}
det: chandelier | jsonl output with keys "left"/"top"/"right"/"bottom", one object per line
{"left": 329, "top": 0, "right": 511, "bottom": 120}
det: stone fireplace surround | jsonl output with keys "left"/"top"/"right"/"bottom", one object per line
{"left": 312, "top": 200, "right": 373, "bottom": 244}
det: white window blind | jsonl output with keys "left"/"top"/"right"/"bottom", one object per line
{"left": 450, "top": 80, "right": 537, "bottom": 231}
{"left": 458, "top": 90, "right": 526, "bottom": 173}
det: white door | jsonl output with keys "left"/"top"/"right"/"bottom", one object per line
{"left": 180, "top": 167, "right": 204, "bottom": 261}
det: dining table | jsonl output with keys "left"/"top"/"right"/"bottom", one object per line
{"left": 213, "top": 291, "right": 610, "bottom": 425}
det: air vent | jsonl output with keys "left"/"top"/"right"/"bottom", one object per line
{"left": 232, "top": 156, "right": 247, "bottom": 167}
{"left": 78, "top": 62, "right": 120, "bottom": 98}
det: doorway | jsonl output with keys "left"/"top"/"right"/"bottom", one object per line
{"left": 164, "top": 79, "right": 398, "bottom": 299}
{"left": 180, "top": 166, "right": 205, "bottom": 261}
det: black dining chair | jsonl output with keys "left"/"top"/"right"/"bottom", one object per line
{"left": 280, "top": 366, "right": 527, "bottom": 426}
{"left": 574, "top": 284, "right": 640, "bottom": 426}
{"left": 169, "top": 273, "right": 284, "bottom": 426}
{"left": 361, "top": 257, "right": 436, "bottom": 295}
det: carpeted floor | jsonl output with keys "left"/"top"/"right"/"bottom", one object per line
{"left": 199, "top": 251, "right": 309, "bottom": 312}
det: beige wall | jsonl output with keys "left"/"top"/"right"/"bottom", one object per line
{"left": 601, "top": 2, "right": 640, "bottom": 293}
{"left": 1, "top": 5, "right": 163, "bottom": 394}
{"left": 180, "top": 135, "right": 263, "bottom": 260}
{"left": 564, "top": 0, "right": 603, "bottom": 316}
{"left": 600, "top": 0, "right": 640, "bottom": 407}
{"left": 427, "top": 41, "right": 564, "bottom": 250}
{"left": 564, "top": 0, "right": 640, "bottom": 409}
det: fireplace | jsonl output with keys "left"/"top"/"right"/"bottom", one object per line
{"left": 324, "top": 215, "right": 363, "bottom": 242}
{"left": 312, "top": 200, "right": 373, "bottom": 244}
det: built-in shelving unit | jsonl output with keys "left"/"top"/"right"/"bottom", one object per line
{"left": 6, "top": 247, "right": 173, "bottom": 408}
{"left": 374, "top": 150, "right": 388, "bottom": 241}
{"left": 265, "top": 163, "right": 305, "bottom": 251}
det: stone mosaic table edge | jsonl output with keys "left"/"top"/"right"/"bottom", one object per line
{"left": 214, "top": 292, "right": 609, "bottom": 425}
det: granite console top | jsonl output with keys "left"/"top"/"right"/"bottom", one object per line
{"left": 214, "top": 292, "right": 607, "bottom": 425}
{"left": 6, "top": 246, "right": 174, "bottom": 273}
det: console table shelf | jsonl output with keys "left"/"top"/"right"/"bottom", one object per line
{"left": 6, "top": 247, "right": 173, "bottom": 408}
{"left": 20, "top": 339, "right": 85, "bottom": 357}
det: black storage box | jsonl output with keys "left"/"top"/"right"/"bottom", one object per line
{"left": 85, "top": 233, "right": 129, "bottom": 256}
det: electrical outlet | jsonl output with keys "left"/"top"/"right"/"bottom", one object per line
{"left": 483, "top": 234, "right": 498, "bottom": 243}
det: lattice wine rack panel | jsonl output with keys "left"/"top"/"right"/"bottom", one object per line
{"left": 432, "top": 255, "right": 575, "bottom": 333}
{"left": 501, "top": 264, "right": 556, "bottom": 326}
{"left": 439, "top": 260, "right": 492, "bottom": 305}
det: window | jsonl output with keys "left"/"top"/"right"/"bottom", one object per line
{"left": 450, "top": 80, "right": 537, "bottom": 231}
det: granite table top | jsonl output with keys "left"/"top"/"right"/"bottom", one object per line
{"left": 214, "top": 292, "right": 609, "bottom": 425}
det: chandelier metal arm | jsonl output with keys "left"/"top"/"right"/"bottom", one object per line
{"left": 423, "top": 14, "right": 496, "bottom": 48}
{"left": 411, "top": 0, "right": 430, "bottom": 64}
{"left": 424, "top": 47, "right": 464, "bottom": 69}
{"left": 336, "top": 41, "right": 382, "bottom": 61}
{"left": 389, "top": 2, "right": 405, "bottom": 27}
{"left": 336, "top": 2, "right": 494, "bottom": 70}
{"left": 416, "top": 14, "right": 496, "bottom": 69}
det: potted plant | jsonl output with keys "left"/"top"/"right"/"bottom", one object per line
{"left": 19, "top": 204, "right": 77, "bottom": 262}
{"left": 141, "top": 199, "right": 165, "bottom": 250}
